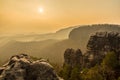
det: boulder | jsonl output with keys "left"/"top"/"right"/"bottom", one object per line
{"left": 0, "top": 54, "right": 60, "bottom": 80}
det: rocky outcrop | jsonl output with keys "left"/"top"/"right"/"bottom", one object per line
{"left": 0, "top": 54, "right": 60, "bottom": 80}
{"left": 60, "top": 49, "right": 82, "bottom": 80}
{"left": 63, "top": 32, "right": 120, "bottom": 68}
{"left": 60, "top": 31, "right": 120, "bottom": 80}
{"left": 87, "top": 32, "right": 120, "bottom": 51}
{"left": 64, "top": 48, "right": 83, "bottom": 68}
{"left": 85, "top": 32, "right": 120, "bottom": 67}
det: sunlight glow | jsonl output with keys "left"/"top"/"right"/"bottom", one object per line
{"left": 38, "top": 7, "right": 44, "bottom": 13}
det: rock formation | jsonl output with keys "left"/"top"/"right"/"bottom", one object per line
{"left": 63, "top": 32, "right": 120, "bottom": 68}
{"left": 60, "top": 49, "right": 82, "bottom": 80}
{"left": 0, "top": 54, "right": 60, "bottom": 80}
{"left": 64, "top": 48, "right": 83, "bottom": 68}
{"left": 61, "top": 31, "right": 120, "bottom": 80}
{"left": 87, "top": 32, "right": 120, "bottom": 51}
{"left": 85, "top": 32, "right": 120, "bottom": 67}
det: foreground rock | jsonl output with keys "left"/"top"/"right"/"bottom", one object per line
{"left": 0, "top": 54, "right": 60, "bottom": 80}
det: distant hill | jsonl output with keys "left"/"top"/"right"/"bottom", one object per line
{"left": 54, "top": 26, "right": 76, "bottom": 39}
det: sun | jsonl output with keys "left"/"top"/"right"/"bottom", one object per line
{"left": 38, "top": 7, "right": 44, "bottom": 13}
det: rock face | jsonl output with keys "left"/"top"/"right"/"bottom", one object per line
{"left": 61, "top": 49, "right": 82, "bottom": 80}
{"left": 85, "top": 32, "right": 120, "bottom": 67}
{"left": 87, "top": 32, "right": 120, "bottom": 51}
{"left": 64, "top": 48, "right": 83, "bottom": 68}
{"left": 0, "top": 54, "right": 60, "bottom": 80}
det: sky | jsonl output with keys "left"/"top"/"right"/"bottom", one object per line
{"left": 0, "top": 0, "right": 120, "bottom": 35}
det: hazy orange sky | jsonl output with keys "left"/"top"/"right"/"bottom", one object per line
{"left": 0, "top": 0, "right": 120, "bottom": 35}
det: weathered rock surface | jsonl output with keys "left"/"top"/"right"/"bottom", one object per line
{"left": 87, "top": 32, "right": 120, "bottom": 51}
{"left": 0, "top": 54, "right": 60, "bottom": 80}
{"left": 64, "top": 48, "right": 83, "bottom": 68}
{"left": 85, "top": 32, "right": 120, "bottom": 67}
